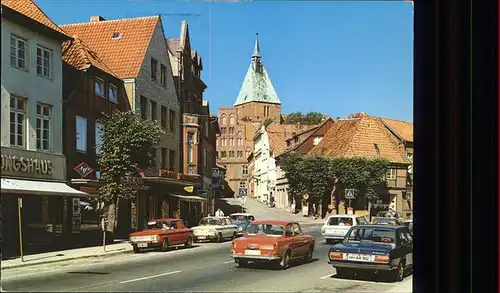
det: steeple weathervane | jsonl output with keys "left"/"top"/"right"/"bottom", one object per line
{"left": 252, "top": 33, "right": 261, "bottom": 58}
{"left": 252, "top": 33, "right": 262, "bottom": 72}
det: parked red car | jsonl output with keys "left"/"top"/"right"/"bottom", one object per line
{"left": 129, "top": 218, "right": 193, "bottom": 253}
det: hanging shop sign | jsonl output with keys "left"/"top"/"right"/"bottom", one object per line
{"left": 74, "top": 162, "right": 93, "bottom": 178}
{"left": 1, "top": 154, "right": 53, "bottom": 175}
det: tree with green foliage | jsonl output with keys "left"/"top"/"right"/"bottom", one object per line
{"left": 263, "top": 119, "right": 274, "bottom": 127}
{"left": 98, "top": 110, "right": 164, "bottom": 232}
{"left": 284, "top": 111, "right": 326, "bottom": 125}
{"left": 278, "top": 153, "right": 390, "bottom": 216}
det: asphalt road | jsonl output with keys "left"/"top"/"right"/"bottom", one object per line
{"left": 1, "top": 224, "right": 412, "bottom": 292}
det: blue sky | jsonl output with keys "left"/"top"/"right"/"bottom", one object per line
{"left": 38, "top": 0, "right": 413, "bottom": 122}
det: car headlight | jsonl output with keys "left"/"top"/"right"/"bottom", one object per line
{"left": 238, "top": 227, "right": 243, "bottom": 231}
{"left": 130, "top": 236, "right": 137, "bottom": 242}
{"left": 321, "top": 228, "right": 326, "bottom": 234}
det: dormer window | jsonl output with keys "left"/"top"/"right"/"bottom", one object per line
{"left": 112, "top": 32, "right": 122, "bottom": 39}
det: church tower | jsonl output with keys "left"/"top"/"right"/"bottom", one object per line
{"left": 234, "top": 33, "right": 282, "bottom": 123}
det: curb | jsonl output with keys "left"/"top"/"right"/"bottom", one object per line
{"left": 1, "top": 248, "right": 133, "bottom": 270}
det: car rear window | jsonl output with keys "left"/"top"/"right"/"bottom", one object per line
{"left": 347, "top": 227, "right": 396, "bottom": 243}
{"left": 327, "top": 217, "right": 353, "bottom": 226}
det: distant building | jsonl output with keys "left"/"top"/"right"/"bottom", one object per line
{"left": 217, "top": 33, "right": 284, "bottom": 195}
{"left": 275, "top": 118, "right": 336, "bottom": 211}
{"left": 249, "top": 123, "right": 314, "bottom": 205}
{"left": 308, "top": 112, "right": 413, "bottom": 217}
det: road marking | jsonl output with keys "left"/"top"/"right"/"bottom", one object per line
{"left": 119, "top": 270, "right": 182, "bottom": 284}
{"left": 319, "top": 274, "right": 333, "bottom": 279}
{"left": 223, "top": 260, "right": 234, "bottom": 264}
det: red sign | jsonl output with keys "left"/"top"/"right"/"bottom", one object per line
{"left": 74, "top": 162, "right": 93, "bottom": 178}
{"left": 158, "top": 169, "right": 197, "bottom": 183}
{"left": 80, "top": 187, "right": 99, "bottom": 194}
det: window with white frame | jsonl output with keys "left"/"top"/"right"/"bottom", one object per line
{"left": 36, "top": 46, "right": 52, "bottom": 78}
{"left": 9, "top": 96, "right": 26, "bottom": 147}
{"left": 386, "top": 168, "right": 397, "bottom": 180}
{"left": 76, "top": 116, "right": 88, "bottom": 152}
{"left": 95, "top": 121, "right": 104, "bottom": 155}
{"left": 36, "top": 104, "right": 51, "bottom": 150}
{"left": 10, "top": 35, "right": 27, "bottom": 69}
{"left": 242, "top": 165, "right": 248, "bottom": 175}
{"left": 109, "top": 84, "right": 118, "bottom": 103}
{"left": 94, "top": 77, "right": 105, "bottom": 97}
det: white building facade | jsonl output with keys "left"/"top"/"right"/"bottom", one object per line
{"left": 252, "top": 125, "right": 278, "bottom": 204}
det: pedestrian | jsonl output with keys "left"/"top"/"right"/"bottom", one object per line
{"left": 312, "top": 204, "right": 317, "bottom": 219}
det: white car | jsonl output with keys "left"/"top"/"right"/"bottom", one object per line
{"left": 321, "top": 214, "right": 369, "bottom": 244}
{"left": 191, "top": 216, "right": 238, "bottom": 242}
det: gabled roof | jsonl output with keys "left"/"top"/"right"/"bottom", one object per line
{"left": 2, "top": 0, "right": 69, "bottom": 37}
{"left": 60, "top": 15, "right": 160, "bottom": 79}
{"left": 308, "top": 114, "right": 409, "bottom": 164}
{"left": 381, "top": 118, "right": 413, "bottom": 143}
{"left": 234, "top": 34, "right": 281, "bottom": 106}
{"left": 281, "top": 118, "right": 333, "bottom": 154}
{"left": 266, "top": 123, "right": 316, "bottom": 157}
{"left": 62, "top": 37, "right": 118, "bottom": 78}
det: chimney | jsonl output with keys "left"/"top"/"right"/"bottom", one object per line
{"left": 90, "top": 16, "right": 106, "bottom": 22}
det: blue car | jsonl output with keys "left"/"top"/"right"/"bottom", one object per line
{"left": 231, "top": 219, "right": 250, "bottom": 236}
{"left": 327, "top": 225, "right": 413, "bottom": 282}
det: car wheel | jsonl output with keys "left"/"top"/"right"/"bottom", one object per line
{"left": 237, "top": 259, "right": 249, "bottom": 267}
{"left": 279, "top": 251, "right": 291, "bottom": 270}
{"left": 160, "top": 239, "right": 169, "bottom": 252}
{"left": 133, "top": 246, "right": 141, "bottom": 253}
{"left": 217, "top": 232, "right": 223, "bottom": 242}
{"left": 392, "top": 261, "right": 405, "bottom": 282}
{"left": 184, "top": 237, "right": 193, "bottom": 248}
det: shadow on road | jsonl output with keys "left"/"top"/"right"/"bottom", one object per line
{"left": 327, "top": 270, "right": 413, "bottom": 284}
{"left": 67, "top": 271, "right": 110, "bottom": 275}
{"left": 235, "top": 257, "right": 320, "bottom": 271}
{"left": 215, "top": 199, "right": 244, "bottom": 215}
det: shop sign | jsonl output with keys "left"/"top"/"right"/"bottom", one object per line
{"left": 1, "top": 154, "right": 53, "bottom": 175}
{"left": 74, "top": 162, "right": 93, "bottom": 178}
{"left": 158, "top": 169, "right": 197, "bottom": 182}
{"left": 122, "top": 176, "right": 143, "bottom": 186}
{"left": 80, "top": 187, "right": 99, "bottom": 194}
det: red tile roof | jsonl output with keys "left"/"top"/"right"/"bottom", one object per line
{"left": 60, "top": 16, "right": 160, "bottom": 79}
{"left": 381, "top": 118, "right": 413, "bottom": 142}
{"left": 308, "top": 115, "right": 409, "bottom": 164}
{"left": 62, "top": 37, "right": 118, "bottom": 77}
{"left": 2, "top": 0, "right": 68, "bottom": 36}
{"left": 266, "top": 123, "right": 317, "bottom": 157}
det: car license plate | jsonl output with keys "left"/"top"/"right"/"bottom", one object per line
{"left": 345, "top": 253, "right": 372, "bottom": 262}
{"left": 245, "top": 249, "right": 261, "bottom": 256}
{"left": 198, "top": 236, "right": 206, "bottom": 240}
{"left": 137, "top": 243, "right": 148, "bottom": 248}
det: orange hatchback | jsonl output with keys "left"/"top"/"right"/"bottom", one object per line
{"left": 231, "top": 220, "right": 316, "bottom": 269}
{"left": 129, "top": 218, "right": 194, "bottom": 253}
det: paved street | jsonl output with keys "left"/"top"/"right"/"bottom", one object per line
{"left": 1, "top": 221, "right": 411, "bottom": 292}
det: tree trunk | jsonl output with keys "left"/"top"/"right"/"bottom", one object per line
{"left": 106, "top": 198, "right": 119, "bottom": 233}
{"left": 329, "top": 178, "right": 339, "bottom": 211}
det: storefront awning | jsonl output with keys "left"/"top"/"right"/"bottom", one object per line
{"left": 1, "top": 178, "right": 94, "bottom": 197}
{"left": 170, "top": 194, "right": 207, "bottom": 202}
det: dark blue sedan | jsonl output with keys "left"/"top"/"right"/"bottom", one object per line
{"left": 327, "top": 225, "right": 413, "bottom": 282}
